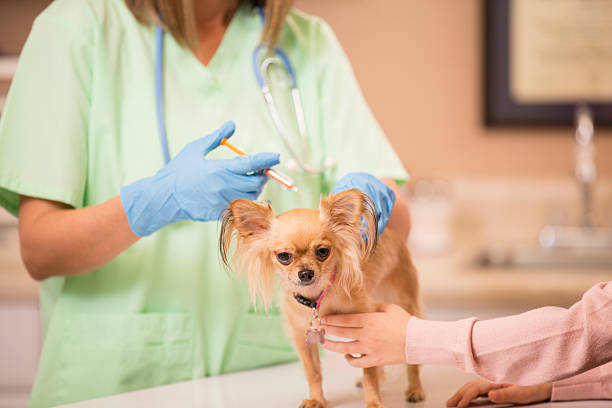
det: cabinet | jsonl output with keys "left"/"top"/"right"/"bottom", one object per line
{"left": 0, "top": 210, "right": 39, "bottom": 408}
{"left": 0, "top": 301, "right": 40, "bottom": 408}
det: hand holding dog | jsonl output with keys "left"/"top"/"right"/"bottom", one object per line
{"left": 321, "top": 304, "right": 411, "bottom": 368}
{"left": 331, "top": 172, "right": 396, "bottom": 236}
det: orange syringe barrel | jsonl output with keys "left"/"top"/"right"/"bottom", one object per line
{"left": 220, "top": 138, "right": 298, "bottom": 192}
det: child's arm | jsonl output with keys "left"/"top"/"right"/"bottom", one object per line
{"left": 405, "top": 281, "right": 612, "bottom": 385}
{"left": 446, "top": 362, "right": 611, "bottom": 408}
{"left": 322, "top": 281, "right": 611, "bottom": 384}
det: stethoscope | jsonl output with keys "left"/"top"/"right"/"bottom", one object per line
{"left": 154, "top": 6, "right": 335, "bottom": 173}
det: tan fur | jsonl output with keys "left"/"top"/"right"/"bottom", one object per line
{"left": 220, "top": 190, "right": 425, "bottom": 407}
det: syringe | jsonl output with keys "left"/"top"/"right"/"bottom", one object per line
{"left": 220, "top": 138, "right": 299, "bottom": 193}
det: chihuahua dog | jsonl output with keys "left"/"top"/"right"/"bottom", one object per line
{"left": 219, "top": 189, "right": 425, "bottom": 408}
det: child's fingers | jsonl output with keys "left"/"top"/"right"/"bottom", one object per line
{"left": 344, "top": 353, "right": 375, "bottom": 368}
{"left": 447, "top": 380, "right": 504, "bottom": 407}
{"left": 489, "top": 386, "right": 524, "bottom": 403}
{"left": 446, "top": 392, "right": 461, "bottom": 407}
{"left": 321, "top": 313, "right": 372, "bottom": 327}
{"left": 446, "top": 382, "right": 473, "bottom": 407}
{"left": 321, "top": 339, "right": 362, "bottom": 355}
{"left": 320, "top": 324, "right": 360, "bottom": 339}
{"left": 489, "top": 384, "right": 550, "bottom": 405}
{"left": 456, "top": 384, "right": 482, "bottom": 408}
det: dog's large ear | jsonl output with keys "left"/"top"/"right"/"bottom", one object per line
{"left": 219, "top": 199, "right": 276, "bottom": 309}
{"left": 319, "top": 189, "right": 378, "bottom": 256}
{"left": 319, "top": 189, "right": 378, "bottom": 295}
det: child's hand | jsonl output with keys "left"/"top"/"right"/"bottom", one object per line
{"left": 320, "top": 304, "right": 411, "bottom": 368}
{"left": 446, "top": 379, "right": 552, "bottom": 407}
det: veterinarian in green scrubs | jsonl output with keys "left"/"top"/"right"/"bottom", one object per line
{"left": 0, "top": 0, "right": 407, "bottom": 406}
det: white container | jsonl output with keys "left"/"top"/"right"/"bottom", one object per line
{"left": 404, "top": 179, "right": 455, "bottom": 255}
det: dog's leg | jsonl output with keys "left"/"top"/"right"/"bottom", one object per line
{"left": 362, "top": 366, "right": 384, "bottom": 408}
{"left": 405, "top": 364, "right": 426, "bottom": 402}
{"left": 403, "top": 305, "right": 426, "bottom": 402}
{"left": 393, "top": 277, "right": 426, "bottom": 403}
{"left": 291, "top": 328, "right": 326, "bottom": 408}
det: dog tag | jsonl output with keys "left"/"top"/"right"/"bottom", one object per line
{"left": 305, "top": 327, "right": 325, "bottom": 346}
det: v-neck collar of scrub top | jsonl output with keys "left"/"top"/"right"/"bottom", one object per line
{"left": 163, "top": 2, "right": 257, "bottom": 93}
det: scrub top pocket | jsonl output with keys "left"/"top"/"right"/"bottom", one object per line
{"left": 30, "top": 312, "right": 195, "bottom": 407}
{"left": 222, "top": 309, "right": 296, "bottom": 373}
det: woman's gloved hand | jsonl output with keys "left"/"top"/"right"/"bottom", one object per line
{"left": 120, "top": 121, "right": 279, "bottom": 236}
{"left": 331, "top": 172, "right": 395, "bottom": 236}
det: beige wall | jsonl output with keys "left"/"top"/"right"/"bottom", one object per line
{"left": 295, "top": 0, "right": 612, "bottom": 179}
{"left": 4, "top": 1, "right": 612, "bottom": 180}
{"left": 0, "top": 0, "right": 50, "bottom": 55}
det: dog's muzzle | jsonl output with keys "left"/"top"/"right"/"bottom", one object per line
{"left": 298, "top": 269, "right": 315, "bottom": 284}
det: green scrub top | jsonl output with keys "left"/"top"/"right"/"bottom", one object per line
{"left": 0, "top": 0, "right": 408, "bottom": 406}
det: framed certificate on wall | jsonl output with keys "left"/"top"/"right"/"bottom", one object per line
{"left": 485, "top": 0, "right": 612, "bottom": 126}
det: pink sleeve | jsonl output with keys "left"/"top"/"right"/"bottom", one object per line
{"left": 405, "top": 281, "right": 612, "bottom": 385}
{"left": 551, "top": 362, "right": 612, "bottom": 401}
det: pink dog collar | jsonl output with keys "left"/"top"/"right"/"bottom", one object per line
{"left": 316, "top": 271, "right": 335, "bottom": 309}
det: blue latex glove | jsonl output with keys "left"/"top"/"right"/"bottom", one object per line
{"left": 331, "top": 172, "right": 396, "bottom": 236}
{"left": 120, "top": 121, "right": 280, "bottom": 236}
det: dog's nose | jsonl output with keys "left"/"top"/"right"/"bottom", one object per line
{"left": 298, "top": 269, "right": 315, "bottom": 283}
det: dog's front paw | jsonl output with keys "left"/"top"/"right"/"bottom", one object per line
{"left": 299, "top": 398, "right": 325, "bottom": 408}
{"left": 366, "top": 402, "right": 385, "bottom": 408}
{"left": 405, "top": 386, "right": 426, "bottom": 403}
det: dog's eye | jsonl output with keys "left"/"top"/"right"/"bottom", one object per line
{"left": 315, "top": 247, "right": 330, "bottom": 261}
{"left": 276, "top": 252, "right": 293, "bottom": 265}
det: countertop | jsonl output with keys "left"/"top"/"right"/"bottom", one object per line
{"left": 415, "top": 246, "right": 611, "bottom": 311}
{"left": 55, "top": 351, "right": 610, "bottom": 408}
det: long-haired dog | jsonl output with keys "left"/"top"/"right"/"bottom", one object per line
{"left": 219, "top": 189, "right": 425, "bottom": 408}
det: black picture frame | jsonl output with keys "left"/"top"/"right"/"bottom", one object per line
{"left": 484, "top": 0, "right": 612, "bottom": 127}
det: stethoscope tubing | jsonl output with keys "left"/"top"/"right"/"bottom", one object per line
{"left": 252, "top": 45, "right": 297, "bottom": 89}
{"left": 155, "top": 24, "right": 171, "bottom": 165}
